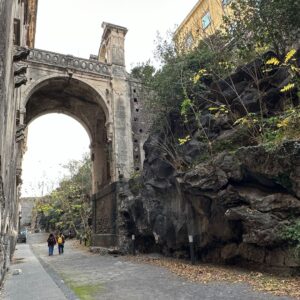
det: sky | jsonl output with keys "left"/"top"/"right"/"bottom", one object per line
{"left": 21, "top": 0, "right": 199, "bottom": 197}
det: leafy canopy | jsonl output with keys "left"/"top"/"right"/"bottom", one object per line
{"left": 34, "top": 154, "right": 92, "bottom": 241}
{"left": 223, "top": 0, "right": 300, "bottom": 58}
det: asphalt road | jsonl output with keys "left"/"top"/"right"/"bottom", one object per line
{"left": 1, "top": 233, "right": 294, "bottom": 300}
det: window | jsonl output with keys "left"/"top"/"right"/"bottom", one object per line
{"left": 13, "top": 19, "right": 21, "bottom": 46}
{"left": 185, "top": 32, "right": 194, "bottom": 49}
{"left": 202, "top": 11, "right": 211, "bottom": 29}
{"left": 222, "top": 0, "right": 232, "bottom": 6}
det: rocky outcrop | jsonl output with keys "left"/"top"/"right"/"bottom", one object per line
{"left": 118, "top": 140, "right": 300, "bottom": 272}
{"left": 209, "top": 51, "right": 299, "bottom": 116}
{"left": 180, "top": 142, "right": 300, "bottom": 265}
{"left": 117, "top": 50, "right": 300, "bottom": 273}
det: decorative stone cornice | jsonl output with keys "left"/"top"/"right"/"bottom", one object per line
{"left": 13, "top": 46, "right": 30, "bottom": 62}
{"left": 14, "top": 75, "right": 27, "bottom": 88}
{"left": 101, "top": 22, "right": 128, "bottom": 40}
{"left": 14, "top": 63, "right": 27, "bottom": 76}
{"left": 28, "top": 48, "right": 111, "bottom": 77}
{"left": 16, "top": 168, "right": 22, "bottom": 186}
{"left": 15, "top": 124, "right": 26, "bottom": 143}
{"left": 13, "top": 47, "right": 30, "bottom": 88}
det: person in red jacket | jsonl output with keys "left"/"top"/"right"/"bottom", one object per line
{"left": 47, "top": 233, "right": 56, "bottom": 256}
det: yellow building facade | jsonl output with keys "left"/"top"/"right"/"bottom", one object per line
{"left": 175, "top": 0, "right": 231, "bottom": 49}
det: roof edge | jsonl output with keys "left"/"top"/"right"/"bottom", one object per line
{"left": 174, "top": 0, "right": 202, "bottom": 37}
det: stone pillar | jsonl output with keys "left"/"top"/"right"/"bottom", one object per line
{"left": 91, "top": 115, "right": 111, "bottom": 193}
{"left": 91, "top": 142, "right": 107, "bottom": 193}
{"left": 98, "top": 22, "right": 127, "bottom": 66}
{"left": 91, "top": 182, "right": 119, "bottom": 248}
{"left": 110, "top": 73, "right": 134, "bottom": 180}
{"left": 98, "top": 22, "right": 133, "bottom": 180}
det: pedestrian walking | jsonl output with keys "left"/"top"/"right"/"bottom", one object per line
{"left": 57, "top": 232, "right": 65, "bottom": 254}
{"left": 47, "top": 233, "right": 56, "bottom": 256}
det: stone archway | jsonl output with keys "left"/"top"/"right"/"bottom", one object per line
{"left": 24, "top": 76, "right": 111, "bottom": 194}
{"left": 13, "top": 23, "right": 147, "bottom": 248}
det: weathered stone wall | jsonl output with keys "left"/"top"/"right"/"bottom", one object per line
{"left": 92, "top": 183, "right": 119, "bottom": 247}
{"left": 0, "top": 0, "right": 17, "bottom": 284}
{"left": 128, "top": 79, "right": 153, "bottom": 173}
{"left": 20, "top": 197, "right": 37, "bottom": 227}
{"left": 0, "top": 0, "right": 36, "bottom": 284}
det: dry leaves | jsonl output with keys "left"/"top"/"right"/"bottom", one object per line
{"left": 125, "top": 255, "right": 300, "bottom": 299}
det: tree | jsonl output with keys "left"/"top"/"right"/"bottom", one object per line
{"left": 223, "top": 0, "right": 300, "bottom": 58}
{"left": 129, "top": 3, "right": 299, "bottom": 171}
{"left": 131, "top": 61, "right": 155, "bottom": 87}
{"left": 34, "top": 154, "right": 92, "bottom": 242}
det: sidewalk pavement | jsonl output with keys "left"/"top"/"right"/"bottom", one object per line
{"left": 1, "top": 243, "right": 69, "bottom": 300}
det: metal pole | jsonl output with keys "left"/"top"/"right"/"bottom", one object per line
{"left": 189, "top": 235, "right": 195, "bottom": 265}
{"left": 132, "top": 234, "right": 136, "bottom": 256}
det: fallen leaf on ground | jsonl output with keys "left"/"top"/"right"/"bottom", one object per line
{"left": 124, "top": 255, "right": 300, "bottom": 299}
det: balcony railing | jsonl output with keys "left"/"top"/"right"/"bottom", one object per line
{"left": 27, "top": 48, "right": 111, "bottom": 76}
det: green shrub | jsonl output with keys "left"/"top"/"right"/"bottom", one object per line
{"left": 281, "top": 220, "right": 300, "bottom": 259}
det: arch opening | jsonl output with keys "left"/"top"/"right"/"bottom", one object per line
{"left": 21, "top": 113, "right": 91, "bottom": 197}
{"left": 23, "top": 76, "right": 110, "bottom": 121}
{"left": 24, "top": 77, "right": 112, "bottom": 194}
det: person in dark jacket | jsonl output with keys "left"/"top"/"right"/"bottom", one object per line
{"left": 47, "top": 233, "right": 56, "bottom": 256}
